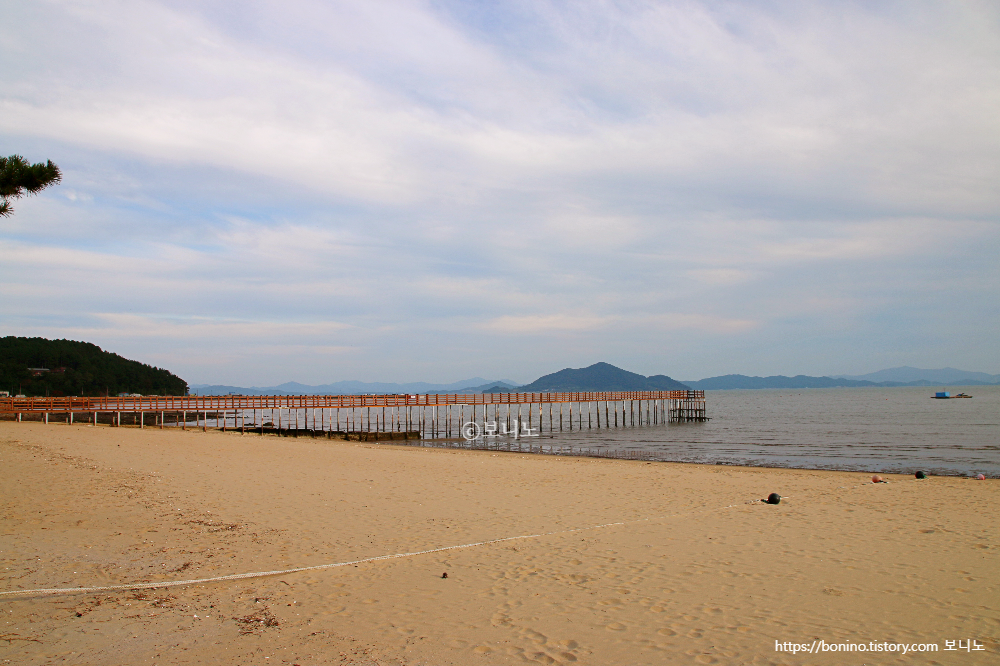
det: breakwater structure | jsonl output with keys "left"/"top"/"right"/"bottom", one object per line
{"left": 0, "top": 391, "right": 707, "bottom": 440}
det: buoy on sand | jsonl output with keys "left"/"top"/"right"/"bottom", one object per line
{"left": 976, "top": 474, "right": 986, "bottom": 481}
{"left": 765, "top": 493, "right": 781, "bottom": 504}
{"left": 871, "top": 475, "right": 884, "bottom": 483}
{"left": 915, "top": 471, "right": 926, "bottom": 479}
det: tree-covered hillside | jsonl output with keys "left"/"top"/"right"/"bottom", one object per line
{"left": 518, "top": 362, "right": 689, "bottom": 391}
{"left": 0, "top": 337, "right": 187, "bottom": 396}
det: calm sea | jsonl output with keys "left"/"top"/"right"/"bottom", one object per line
{"left": 527, "top": 386, "right": 999, "bottom": 477}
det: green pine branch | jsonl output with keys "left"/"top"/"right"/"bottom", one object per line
{"left": 0, "top": 155, "right": 62, "bottom": 217}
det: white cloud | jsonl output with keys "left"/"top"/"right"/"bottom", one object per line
{"left": 65, "top": 313, "right": 352, "bottom": 341}
{"left": 1, "top": 0, "right": 998, "bottom": 382}
{"left": 479, "top": 313, "right": 612, "bottom": 334}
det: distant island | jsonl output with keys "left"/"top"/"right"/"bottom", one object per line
{"left": 0, "top": 337, "right": 188, "bottom": 397}
{"left": 194, "top": 363, "right": 1000, "bottom": 396}
{"left": 514, "top": 362, "right": 689, "bottom": 392}
{"left": 681, "top": 370, "right": 1000, "bottom": 390}
{"left": 189, "top": 378, "right": 521, "bottom": 396}
{"left": 6, "top": 338, "right": 994, "bottom": 397}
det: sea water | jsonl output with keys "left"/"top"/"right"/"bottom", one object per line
{"left": 529, "top": 386, "right": 999, "bottom": 477}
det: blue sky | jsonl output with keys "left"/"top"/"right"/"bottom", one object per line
{"left": 2, "top": 0, "right": 998, "bottom": 385}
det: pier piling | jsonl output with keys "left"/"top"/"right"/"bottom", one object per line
{"left": 1, "top": 390, "right": 707, "bottom": 438}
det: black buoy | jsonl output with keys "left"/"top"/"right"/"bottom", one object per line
{"left": 765, "top": 493, "right": 781, "bottom": 505}
{"left": 915, "top": 471, "right": 926, "bottom": 479}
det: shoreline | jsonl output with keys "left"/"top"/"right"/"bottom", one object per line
{"left": 2, "top": 421, "right": 996, "bottom": 665}
{"left": 2, "top": 416, "right": 993, "bottom": 479}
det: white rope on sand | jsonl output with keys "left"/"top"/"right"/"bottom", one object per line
{"left": 0, "top": 519, "right": 635, "bottom": 598}
{"left": 6, "top": 487, "right": 849, "bottom": 599}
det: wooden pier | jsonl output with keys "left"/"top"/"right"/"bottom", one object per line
{"left": 0, "top": 390, "right": 707, "bottom": 437}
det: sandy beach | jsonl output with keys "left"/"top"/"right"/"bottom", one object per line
{"left": 1, "top": 421, "right": 997, "bottom": 665}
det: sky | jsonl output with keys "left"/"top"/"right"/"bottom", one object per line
{"left": 1, "top": 0, "right": 998, "bottom": 386}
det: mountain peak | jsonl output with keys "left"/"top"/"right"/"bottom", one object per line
{"left": 518, "top": 363, "right": 688, "bottom": 392}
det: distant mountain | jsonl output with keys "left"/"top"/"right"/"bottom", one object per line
{"left": 188, "top": 384, "right": 288, "bottom": 396}
{"left": 0, "top": 336, "right": 187, "bottom": 397}
{"left": 682, "top": 375, "right": 881, "bottom": 390}
{"left": 185, "top": 365, "right": 1000, "bottom": 397}
{"left": 832, "top": 366, "right": 1000, "bottom": 384}
{"left": 517, "top": 362, "right": 689, "bottom": 392}
{"left": 189, "top": 377, "right": 521, "bottom": 396}
{"left": 681, "top": 373, "right": 1000, "bottom": 390}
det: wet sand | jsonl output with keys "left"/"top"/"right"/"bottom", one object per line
{"left": 1, "top": 421, "right": 997, "bottom": 665}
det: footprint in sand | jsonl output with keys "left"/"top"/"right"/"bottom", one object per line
{"left": 519, "top": 629, "right": 549, "bottom": 645}
{"left": 320, "top": 606, "right": 346, "bottom": 615}
{"left": 605, "top": 622, "right": 627, "bottom": 631}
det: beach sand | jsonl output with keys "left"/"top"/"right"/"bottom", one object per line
{"left": 1, "top": 422, "right": 997, "bottom": 665}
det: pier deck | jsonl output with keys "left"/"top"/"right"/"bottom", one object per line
{"left": 0, "top": 390, "right": 707, "bottom": 436}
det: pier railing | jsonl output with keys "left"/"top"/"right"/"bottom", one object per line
{"left": 1, "top": 390, "right": 707, "bottom": 433}
{"left": 0, "top": 390, "right": 703, "bottom": 413}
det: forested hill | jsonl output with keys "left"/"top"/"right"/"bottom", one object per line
{"left": 0, "top": 337, "right": 188, "bottom": 397}
{"left": 517, "top": 362, "right": 689, "bottom": 392}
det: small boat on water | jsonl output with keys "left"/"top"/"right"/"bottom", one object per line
{"left": 932, "top": 391, "right": 973, "bottom": 399}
